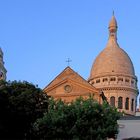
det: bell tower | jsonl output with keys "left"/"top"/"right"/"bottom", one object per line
{"left": 0, "top": 48, "right": 7, "bottom": 80}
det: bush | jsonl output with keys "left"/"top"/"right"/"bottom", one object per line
{"left": 33, "top": 96, "right": 121, "bottom": 140}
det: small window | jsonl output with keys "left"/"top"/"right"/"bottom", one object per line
{"left": 110, "top": 77, "right": 116, "bottom": 81}
{"left": 131, "top": 80, "right": 134, "bottom": 84}
{"left": 118, "top": 78, "right": 123, "bottom": 82}
{"left": 96, "top": 79, "right": 100, "bottom": 83}
{"left": 125, "top": 79, "right": 130, "bottom": 83}
{"left": 103, "top": 78, "right": 108, "bottom": 82}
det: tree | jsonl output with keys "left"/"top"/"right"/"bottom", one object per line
{"left": 33, "top": 96, "right": 121, "bottom": 140}
{"left": 0, "top": 80, "right": 49, "bottom": 140}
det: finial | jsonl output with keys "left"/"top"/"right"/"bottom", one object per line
{"left": 108, "top": 12, "right": 118, "bottom": 40}
{"left": 112, "top": 10, "right": 114, "bottom": 16}
{"left": 109, "top": 13, "right": 117, "bottom": 31}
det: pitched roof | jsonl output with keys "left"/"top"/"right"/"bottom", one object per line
{"left": 44, "top": 66, "right": 98, "bottom": 93}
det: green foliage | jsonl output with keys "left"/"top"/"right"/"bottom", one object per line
{"left": 33, "top": 96, "right": 121, "bottom": 140}
{"left": 0, "top": 80, "right": 121, "bottom": 139}
{"left": 0, "top": 80, "right": 49, "bottom": 139}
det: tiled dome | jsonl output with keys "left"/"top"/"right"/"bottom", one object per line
{"left": 89, "top": 15, "right": 135, "bottom": 79}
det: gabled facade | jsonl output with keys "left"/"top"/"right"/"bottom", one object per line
{"left": 44, "top": 67, "right": 101, "bottom": 103}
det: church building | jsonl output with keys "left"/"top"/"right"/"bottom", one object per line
{"left": 44, "top": 14, "right": 138, "bottom": 116}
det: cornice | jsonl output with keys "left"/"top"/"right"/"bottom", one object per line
{"left": 48, "top": 92, "right": 95, "bottom": 98}
{"left": 97, "top": 86, "right": 138, "bottom": 94}
{"left": 44, "top": 78, "right": 99, "bottom": 94}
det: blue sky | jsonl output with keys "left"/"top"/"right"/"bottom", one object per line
{"left": 0, "top": 0, "right": 139, "bottom": 92}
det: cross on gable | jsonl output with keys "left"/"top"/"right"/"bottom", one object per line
{"left": 66, "top": 58, "right": 72, "bottom": 66}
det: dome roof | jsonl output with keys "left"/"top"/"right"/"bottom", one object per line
{"left": 89, "top": 15, "right": 135, "bottom": 79}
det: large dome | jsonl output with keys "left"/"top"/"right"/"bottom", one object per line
{"left": 88, "top": 14, "right": 138, "bottom": 116}
{"left": 89, "top": 15, "right": 135, "bottom": 80}
{"left": 89, "top": 39, "right": 135, "bottom": 79}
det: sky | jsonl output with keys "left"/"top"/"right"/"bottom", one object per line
{"left": 0, "top": 0, "right": 139, "bottom": 93}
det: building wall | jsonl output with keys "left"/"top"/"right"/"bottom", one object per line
{"left": 89, "top": 75, "right": 138, "bottom": 115}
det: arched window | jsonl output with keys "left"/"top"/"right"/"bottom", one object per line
{"left": 125, "top": 79, "right": 130, "bottom": 83}
{"left": 118, "top": 97, "right": 123, "bottom": 109}
{"left": 131, "top": 99, "right": 134, "bottom": 111}
{"left": 96, "top": 79, "right": 100, "bottom": 83}
{"left": 131, "top": 80, "right": 134, "bottom": 85}
{"left": 118, "top": 78, "right": 123, "bottom": 82}
{"left": 103, "top": 78, "right": 108, "bottom": 82}
{"left": 110, "top": 96, "right": 115, "bottom": 107}
{"left": 125, "top": 97, "right": 129, "bottom": 110}
{"left": 110, "top": 77, "right": 116, "bottom": 81}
